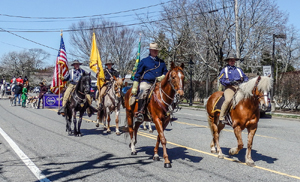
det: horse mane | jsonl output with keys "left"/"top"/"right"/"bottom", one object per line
{"left": 233, "top": 76, "right": 273, "bottom": 107}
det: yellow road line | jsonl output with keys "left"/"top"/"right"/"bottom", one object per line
{"left": 49, "top": 109, "right": 299, "bottom": 180}
{"left": 137, "top": 130, "right": 300, "bottom": 180}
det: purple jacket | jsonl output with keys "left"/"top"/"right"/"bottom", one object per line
{"left": 219, "top": 65, "right": 248, "bottom": 87}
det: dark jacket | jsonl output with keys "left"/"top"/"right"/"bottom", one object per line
{"left": 104, "top": 68, "right": 119, "bottom": 81}
{"left": 63, "top": 68, "right": 85, "bottom": 85}
{"left": 219, "top": 65, "right": 249, "bottom": 87}
{"left": 38, "top": 85, "right": 47, "bottom": 99}
{"left": 13, "top": 85, "right": 22, "bottom": 95}
{"left": 133, "top": 56, "right": 168, "bottom": 83}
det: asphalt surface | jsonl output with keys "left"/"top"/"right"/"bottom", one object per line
{"left": 0, "top": 99, "right": 299, "bottom": 182}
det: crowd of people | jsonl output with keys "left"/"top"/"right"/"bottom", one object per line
{"left": 0, "top": 76, "right": 48, "bottom": 109}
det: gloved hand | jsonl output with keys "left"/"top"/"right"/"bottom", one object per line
{"left": 156, "top": 75, "right": 165, "bottom": 82}
{"left": 110, "top": 77, "right": 114, "bottom": 81}
{"left": 131, "top": 81, "right": 139, "bottom": 95}
{"left": 230, "top": 80, "right": 239, "bottom": 85}
{"left": 59, "top": 74, "right": 64, "bottom": 81}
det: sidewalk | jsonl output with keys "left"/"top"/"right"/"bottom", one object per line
{"left": 179, "top": 103, "right": 300, "bottom": 119}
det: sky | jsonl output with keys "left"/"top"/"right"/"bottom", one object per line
{"left": 0, "top": 0, "right": 299, "bottom": 67}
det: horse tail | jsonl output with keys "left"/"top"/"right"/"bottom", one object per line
{"left": 98, "top": 107, "right": 106, "bottom": 123}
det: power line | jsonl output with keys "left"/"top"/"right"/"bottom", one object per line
{"left": 0, "top": 0, "right": 173, "bottom": 20}
{"left": 0, "top": 5, "right": 233, "bottom": 33}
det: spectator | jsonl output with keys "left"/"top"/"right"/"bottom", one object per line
{"left": 37, "top": 82, "right": 47, "bottom": 109}
{"left": 16, "top": 76, "right": 23, "bottom": 84}
{"left": 23, "top": 76, "right": 29, "bottom": 89}
{"left": 12, "top": 82, "right": 22, "bottom": 106}
{"left": 21, "top": 83, "right": 28, "bottom": 108}
{"left": 11, "top": 76, "right": 16, "bottom": 95}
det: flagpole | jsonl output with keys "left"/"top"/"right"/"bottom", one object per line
{"left": 58, "top": 30, "right": 62, "bottom": 110}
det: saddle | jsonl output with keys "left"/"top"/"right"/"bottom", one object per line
{"left": 211, "top": 94, "right": 234, "bottom": 125}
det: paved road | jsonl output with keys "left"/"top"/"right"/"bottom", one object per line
{"left": 0, "top": 99, "right": 299, "bottom": 182}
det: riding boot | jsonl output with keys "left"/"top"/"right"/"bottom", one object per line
{"left": 135, "top": 99, "right": 145, "bottom": 122}
{"left": 57, "top": 106, "right": 65, "bottom": 115}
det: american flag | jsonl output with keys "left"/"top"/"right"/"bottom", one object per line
{"left": 50, "top": 35, "right": 69, "bottom": 95}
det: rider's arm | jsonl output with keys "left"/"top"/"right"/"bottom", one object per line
{"left": 219, "top": 68, "right": 231, "bottom": 86}
{"left": 133, "top": 59, "right": 145, "bottom": 82}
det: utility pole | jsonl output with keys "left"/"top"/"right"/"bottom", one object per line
{"left": 234, "top": 0, "right": 241, "bottom": 67}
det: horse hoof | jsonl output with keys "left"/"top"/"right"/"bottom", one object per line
{"left": 149, "top": 130, "right": 153, "bottom": 133}
{"left": 246, "top": 160, "right": 255, "bottom": 167}
{"left": 164, "top": 163, "right": 172, "bottom": 168}
{"left": 143, "top": 128, "right": 147, "bottom": 131}
{"left": 107, "top": 130, "right": 111, "bottom": 133}
{"left": 153, "top": 156, "right": 160, "bottom": 161}
{"left": 131, "top": 151, "right": 137, "bottom": 155}
{"left": 211, "top": 149, "right": 216, "bottom": 153}
{"left": 218, "top": 154, "right": 224, "bottom": 159}
{"left": 96, "top": 123, "right": 99, "bottom": 127}
{"left": 116, "top": 132, "right": 121, "bottom": 136}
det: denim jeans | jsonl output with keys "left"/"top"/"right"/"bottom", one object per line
{"left": 14, "top": 94, "right": 21, "bottom": 105}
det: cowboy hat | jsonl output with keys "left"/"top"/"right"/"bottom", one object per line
{"left": 71, "top": 60, "right": 82, "bottom": 66}
{"left": 224, "top": 53, "right": 240, "bottom": 62}
{"left": 149, "top": 42, "right": 161, "bottom": 51}
{"left": 105, "top": 60, "right": 114, "bottom": 66}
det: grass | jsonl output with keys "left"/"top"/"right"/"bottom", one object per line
{"left": 270, "top": 113, "right": 300, "bottom": 120}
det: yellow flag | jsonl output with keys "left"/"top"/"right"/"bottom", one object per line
{"left": 89, "top": 32, "right": 105, "bottom": 90}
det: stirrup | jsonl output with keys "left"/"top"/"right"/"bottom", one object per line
{"left": 135, "top": 112, "right": 144, "bottom": 122}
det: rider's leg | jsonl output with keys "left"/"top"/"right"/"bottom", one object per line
{"left": 58, "top": 84, "right": 74, "bottom": 115}
{"left": 98, "top": 86, "right": 107, "bottom": 108}
{"left": 219, "top": 86, "right": 236, "bottom": 123}
{"left": 135, "top": 82, "right": 152, "bottom": 121}
{"left": 86, "top": 94, "right": 93, "bottom": 116}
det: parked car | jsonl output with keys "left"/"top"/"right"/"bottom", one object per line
{"left": 259, "top": 92, "right": 271, "bottom": 117}
{"left": 33, "top": 86, "right": 40, "bottom": 93}
{"left": 6, "top": 83, "right": 11, "bottom": 95}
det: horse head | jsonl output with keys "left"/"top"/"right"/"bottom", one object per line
{"left": 113, "top": 76, "right": 125, "bottom": 99}
{"left": 252, "top": 75, "right": 272, "bottom": 111}
{"left": 169, "top": 62, "right": 185, "bottom": 98}
{"left": 80, "top": 72, "right": 91, "bottom": 94}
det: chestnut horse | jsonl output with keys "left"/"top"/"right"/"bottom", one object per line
{"left": 124, "top": 62, "right": 184, "bottom": 168}
{"left": 206, "top": 76, "right": 272, "bottom": 166}
{"left": 96, "top": 77, "right": 124, "bottom": 135}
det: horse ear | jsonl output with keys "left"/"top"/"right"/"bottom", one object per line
{"left": 122, "top": 78, "right": 125, "bottom": 81}
{"left": 180, "top": 63, "right": 184, "bottom": 69}
{"left": 89, "top": 72, "right": 91, "bottom": 76}
{"left": 171, "top": 62, "right": 175, "bottom": 69}
{"left": 267, "top": 74, "right": 271, "bottom": 77}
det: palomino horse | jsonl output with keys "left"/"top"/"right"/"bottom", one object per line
{"left": 96, "top": 77, "right": 124, "bottom": 135}
{"left": 206, "top": 76, "right": 272, "bottom": 166}
{"left": 124, "top": 62, "right": 184, "bottom": 168}
{"left": 65, "top": 72, "right": 96, "bottom": 137}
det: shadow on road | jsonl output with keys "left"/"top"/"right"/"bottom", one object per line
{"left": 140, "top": 146, "right": 203, "bottom": 163}
{"left": 222, "top": 147, "right": 278, "bottom": 164}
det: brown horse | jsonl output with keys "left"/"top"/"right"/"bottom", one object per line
{"left": 206, "top": 76, "right": 272, "bottom": 166}
{"left": 124, "top": 62, "right": 184, "bottom": 168}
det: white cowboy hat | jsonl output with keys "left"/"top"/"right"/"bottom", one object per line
{"left": 149, "top": 42, "right": 161, "bottom": 51}
{"left": 105, "top": 60, "right": 114, "bottom": 66}
{"left": 71, "top": 60, "right": 82, "bottom": 66}
{"left": 224, "top": 53, "right": 240, "bottom": 62}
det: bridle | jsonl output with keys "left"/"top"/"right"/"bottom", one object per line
{"left": 252, "top": 76, "right": 268, "bottom": 100}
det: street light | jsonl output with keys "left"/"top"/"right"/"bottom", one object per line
{"left": 271, "top": 33, "right": 286, "bottom": 101}
{"left": 188, "top": 59, "right": 194, "bottom": 106}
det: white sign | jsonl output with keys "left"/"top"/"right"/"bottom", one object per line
{"left": 263, "top": 66, "right": 272, "bottom": 77}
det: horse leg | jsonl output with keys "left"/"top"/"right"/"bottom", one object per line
{"left": 154, "top": 117, "right": 171, "bottom": 168}
{"left": 128, "top": 115, "right": 137, "bottom": 155}
{"left": 153, "top": 135, "right": 161, "bottom": 161}
{"left": 96, "top": 110, "right": 100, "bottom": 127}
{"left": 229, "top": 125, "right": 243, "bottom": 156}
{"left": 115, "top": 109, "right": 120, "bottom": 135}
{"left": 210, "top": 115, "right": 225, "bottom": 158}
{"left": 106, "top": 111, "right": 111, "bottom": 133}
{"left": 246, "top": 124, "right": 257, "bottom": 167}
{"left": 65, "top": 112, "right": 72, "bottom": 135}
{"left": 76, "top": 111, "right": 84, "bottom": 137}
{"left": 148, "top": 122, "right": 153, "bottom": 133}
{"left": 143, "top": 121, "right": 147, "bottom": 130}
{"left": 72, "top": 111, "right": 78, "bottom": 136}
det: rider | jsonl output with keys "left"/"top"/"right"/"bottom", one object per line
{"left": 57, "top": 60, "right": 93, "bottom": 116}
{"left": 219, "top": 53, "right": 248, "bottom": 124}
{"left": 98, "top": 60, "right": 119, "bottom": 108}
{"left": 132, "top": 42, "right": 168, "bottom": 121}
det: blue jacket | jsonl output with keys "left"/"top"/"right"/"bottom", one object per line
{"left": 219, "top": 65, "right": 248, "bottom": 87}
{"left": 63, "top": 68, "right": 85, "bottom": 85}
{"left": 133, "top": 56, "right": 168, "bottom": 83}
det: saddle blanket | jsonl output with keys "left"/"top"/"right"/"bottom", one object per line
{"left": 211, "top": 95, "right": 225, "bottom": 113}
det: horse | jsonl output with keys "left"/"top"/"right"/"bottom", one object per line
{"left": 124, "top": 62, "right": 184, "bottom": 168}
{"left": 65, "top": 72, "right": 96, "bottom": 137}
{"left": 96, "top": 76, "right": 125, "bottom": 135}
{"left": 142, "top": 121, "right": 153, "bottom": 133}
{"left": 206, "top": 76, "right": 272, "bottom": 166}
